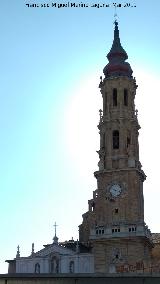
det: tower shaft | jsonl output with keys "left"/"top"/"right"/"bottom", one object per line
{"left": 79, "top": 21, "right": 153, "bottom": 273}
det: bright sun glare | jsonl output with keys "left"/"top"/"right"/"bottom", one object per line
{"left": 65, "top": 68, "right": 160, "bottom": 232}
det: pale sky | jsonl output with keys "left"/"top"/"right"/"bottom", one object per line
{"left": 0, "top": 0, "right": 160, "bottom": 273}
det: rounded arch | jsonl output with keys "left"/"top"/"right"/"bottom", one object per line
{"left": 50, "top": 255, "right": 59, "bottom": 273}
{"left": 113, "top": 130, "right": 119, "bottom": 149}
{"left": 34, "top": 263, "right": 40, "bottom": 274}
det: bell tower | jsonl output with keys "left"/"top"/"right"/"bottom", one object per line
{"left": 79, "top": 20, "right": 153, "bottom": 273}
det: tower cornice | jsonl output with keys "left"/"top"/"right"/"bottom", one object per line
{"left": 94, "top": 168, "right": 146, "bottom": 182}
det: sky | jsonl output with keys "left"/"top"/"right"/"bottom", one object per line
{"left": 0, "top": 0, "right": 160, "bottom": 273}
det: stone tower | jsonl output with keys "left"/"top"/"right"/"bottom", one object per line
{"left": 79, "top": 20, "right": 153, "bottom": 273}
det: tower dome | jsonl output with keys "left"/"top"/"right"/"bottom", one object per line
{"left": 103, "top": 20, "right": 133, "bottom": 78}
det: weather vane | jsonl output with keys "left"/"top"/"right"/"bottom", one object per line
{"left": 114, "top": 5, "right": 118, "bottom": 23}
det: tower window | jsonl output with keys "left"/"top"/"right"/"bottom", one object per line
{"left": 113, "top": 130, "right": 119, "bottom": 149}
{"left": 91, "top": 202, "right": 95, "bottom": 212}
{"left": 129, "top": 226, "right": 137, "bottom": 232}
{"left": 96, "top": 226, "right": 104, "bottom": 235}
{"left": 127, "top": 137, "right": 131, "bottom": 148}
{"left": 124, "top": 89, "right": 128, "bottom": 106}
{"left": 113, "top": 88, "right": 117, "bottom": 106}
{"left": 115, "top": 208, "right": 119, "bottom": 214}
{"left": 112, "top": 228, "right": 120, "bottom": 233}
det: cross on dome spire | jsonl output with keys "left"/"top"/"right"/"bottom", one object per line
{"left": 53, "top": 222, "right": 58, "bottom": 244}
{"left": 54, "top": 222, "right": 57, "bottom": 236}
{"left": 16, "top": 245, "right": 20, "bottom": 258}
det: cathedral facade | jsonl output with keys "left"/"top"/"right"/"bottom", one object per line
{"left": 6, "top": 21, "right": 160, "bottom": 274}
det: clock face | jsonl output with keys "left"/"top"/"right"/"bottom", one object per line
{"left": 110, "top": 184, "right": 121, "bottom": 197}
